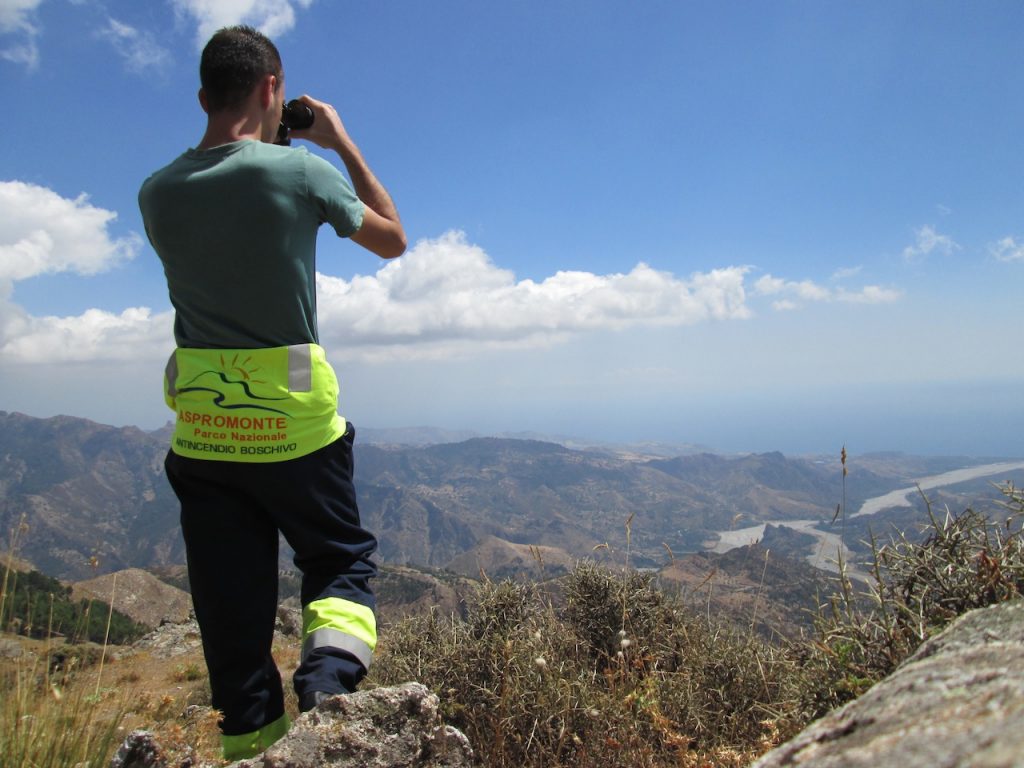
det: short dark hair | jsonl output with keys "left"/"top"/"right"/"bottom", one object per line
{"left": 199, "top": 25, "right": 282, "bottom": 113}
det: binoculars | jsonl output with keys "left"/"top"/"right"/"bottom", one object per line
{"left": 276, "top": 100, "right": 314, "bottom": 146}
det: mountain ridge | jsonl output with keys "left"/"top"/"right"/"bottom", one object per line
{"left": 0, "top": 410, "right": 976, "bottom": 583}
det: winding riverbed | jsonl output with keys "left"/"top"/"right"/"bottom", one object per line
{"left": 710, "top": 460, "right": 1024, "bottom": 574}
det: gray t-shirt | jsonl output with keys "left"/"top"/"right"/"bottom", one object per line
{"left": 139, "top": 140, "right": 365, "bottom": 349}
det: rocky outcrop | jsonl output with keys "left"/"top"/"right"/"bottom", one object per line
{"left": 110, "top": 683, "right": 472, "bottom": 768}
{"left": 131, "top": 618, "right": 202, "bottom": 659}
{"left": 73, "top": 568, "right": 191, "bottom": 628}
{"left": 232, "top": 683, "right": 472, "bottom": 768}
{"left": 752, "top": 599, "right": 1024, "bottom": 768}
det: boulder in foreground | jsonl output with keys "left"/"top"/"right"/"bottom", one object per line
{"left": 752, "top": 599, "right": 1024, "bottom": 768}
{"left": 111, "top": 682, "right": 472, "bottom": 768}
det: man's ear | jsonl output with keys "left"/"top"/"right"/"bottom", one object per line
{"left": 259, "top": 75, "right": 277, "bottom": 110}
{"left": 198, "top": 88, "right": 209, "bottom": 114}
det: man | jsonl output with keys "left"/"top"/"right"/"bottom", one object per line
{"left": 138, "top": 25, "right": 405, "bottom": 760}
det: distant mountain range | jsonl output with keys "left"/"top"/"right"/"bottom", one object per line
{"left": 9, "top": 410, "right": 1019, "bottom": 642}
{"left": 0, "top": 410, "right": 916, "bottom": 582}
{"left": 358, "top": 425, "right": 715, "bottom": 457}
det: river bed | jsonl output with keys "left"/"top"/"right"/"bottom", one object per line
{"left": 709, "top": 460, "right": 1024, "bottom": 575}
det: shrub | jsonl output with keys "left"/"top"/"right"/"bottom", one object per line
{"left": 369, "top": 564, "right": 800, "bottom": 767}
{"left": 800, "top": 482, "right": 1024, "bottom": 718}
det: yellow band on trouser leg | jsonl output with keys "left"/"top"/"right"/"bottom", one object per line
{"left": 302, "top": 597, "right": 377, "bottom": 669}
{"left": 221, "top": 713, "right": 291, "bottom": 761}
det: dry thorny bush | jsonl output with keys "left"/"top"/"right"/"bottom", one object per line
{"left": 369, "top": 562, "right": 804, "bottom": 768}
{"left": 802, "top": 481, "right": 1024, "bottom": 717}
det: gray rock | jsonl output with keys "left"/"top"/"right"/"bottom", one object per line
{"left": 752, "top": 599, "right": 1024, "bottom": 768}
{"left": 275, "top": 601, "right": 302, "bottom": 638}
{"left": 110, "top": 683, "right": 472, "bottom": 768}
{"left": 0, "top": 638, "right": 23, "bottom": 658}
{"left": 133, "top": 618, "right": 203, "bottom": 659}
{"left": 109, "top": 730, "right": 166, "bottom": 768}
{"left": 231, "top": 683, "right": 472, "bottom": 768}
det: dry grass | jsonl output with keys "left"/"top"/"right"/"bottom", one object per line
{"left": 3, "top": 480, "right": 1022, "bottom": 767}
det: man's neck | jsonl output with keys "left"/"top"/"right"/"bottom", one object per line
{"left": 197, "top": 111, "right": 266, "bottom": 150}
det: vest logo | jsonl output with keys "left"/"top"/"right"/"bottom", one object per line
{"left": 175, "top": 353, "right": 294, "bottom": 448}
{"left": 177, "top": 353, "right": 292, "bottom": 417}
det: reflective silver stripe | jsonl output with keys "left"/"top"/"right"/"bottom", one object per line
{"left": 288, "top": 344, "right": 312, "bottom": 392}
{"left": 302, "top": 628, "right": 373, "bottom": 671}
{"left": 165, "top": 352, "right": 179, "bottom": 397}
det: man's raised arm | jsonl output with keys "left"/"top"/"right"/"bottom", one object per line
{"left": 296, "top": 95, "right": 406, "bottom": 259}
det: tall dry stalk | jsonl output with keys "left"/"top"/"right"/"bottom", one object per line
{"left": 1, "top": 513, "right": 29, "bottom": 631}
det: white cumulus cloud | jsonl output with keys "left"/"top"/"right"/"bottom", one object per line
{"left": 902, "top": 225, "right": 959, "bottom": 262}
{"left": 0, "top": 180, "right": 153, "bottom": 363}
{"left": 0, "top": 195, "right": 906, "bottom": 366}
{"left": 990, "top": 236, "right": 1024, "bottom": 263}
{"left": 1, "top": 305, "right": 173, "bottom": 363}
{"left": 315, "top": 231, "right": 752, "bottom": 360}
{"left": 0, "top": 181, "right": 140, "bottom": 282}
{"left": 172, "top": 0, "right": 315, "bottom": 48}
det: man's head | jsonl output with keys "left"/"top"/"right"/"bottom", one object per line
{"left": 199, "top": 25, "right": 282, "bottom": 114}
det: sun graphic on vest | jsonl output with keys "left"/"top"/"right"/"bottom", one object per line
{"left": 175, "top": 349, "right": 292, "bottom": 417}
{"left": 220, "top": 353, "right": 267, "bottom": 386}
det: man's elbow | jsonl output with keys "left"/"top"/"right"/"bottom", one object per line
{"left": 349, "top": 223, "right": 407, "bottom": 259}
{"left": 381, "top": 232, "right": 407, "bottom": 259}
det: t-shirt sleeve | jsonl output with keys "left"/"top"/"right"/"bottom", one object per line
{"left": 303, "top": 151, "right": 365, "bottom": 238}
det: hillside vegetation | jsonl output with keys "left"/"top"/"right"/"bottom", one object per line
{"left": 0, "top": 484, "right": 1022, "bottom": 767}
{"left": 362, "top": 483, "right": 1024, "bottom": 768}
{"left": 0, "top": 567, "right": 147, "bottom": 645}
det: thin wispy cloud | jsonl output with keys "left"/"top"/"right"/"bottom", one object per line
{"left": 754, "top": 273, "right": 901, "bottom": 310}
{"left": 834, "top": 285, "right": 902, "bottom": 304}
{"left": 171, "top": 0, "right": 315, "bottom": 48}
{"left": 98, "top": 17, "right": 172, "bottom": 74}
{"left": 902, "top": 225, "right": 959, "bottom": 262}
{"left": 754, "top": 275, "right": 830, "bottom": 302}
{"left": 990, "top": 236, "right": 1024, "bottom": 263}
{"left": 831, "top": 266, "right": 862, "bottom": 281}
{"left": 0, "top": 0, "right": 45, "bottom": 68}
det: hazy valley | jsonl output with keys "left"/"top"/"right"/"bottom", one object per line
{"left": 2, "top": 408, "right": 1020, "bottom": 640}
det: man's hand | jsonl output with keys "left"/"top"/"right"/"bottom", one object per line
{"left": 291, "top": 95, "right": 406, "bottom": 260}
{"left": 289, "top": 95, "right": 355, "bottom": 155}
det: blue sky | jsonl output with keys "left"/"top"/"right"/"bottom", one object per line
{"left": 1, "top": 0, "right": 1022, "bottom": 456}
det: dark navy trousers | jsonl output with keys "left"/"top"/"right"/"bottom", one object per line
{"left": 165, "top": 423, "right": 376, "bottom": 738}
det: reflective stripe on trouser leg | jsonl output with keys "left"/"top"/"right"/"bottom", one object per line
{"left": 221, "top": 713, "right": 291, "bottom": 761}
{"left": 302, "top": 596, "right": 376, "bottom": 671}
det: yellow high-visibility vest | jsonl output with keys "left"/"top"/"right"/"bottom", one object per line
{"left": 163, "top": 344, "right": 346, "bottom": 462}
